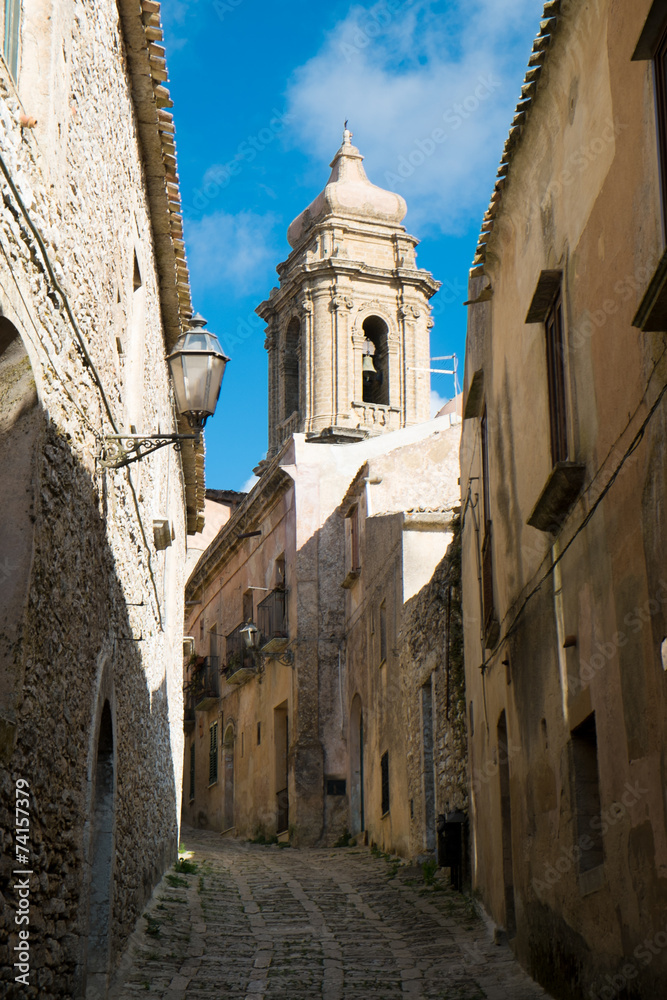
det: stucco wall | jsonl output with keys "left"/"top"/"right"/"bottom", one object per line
{"left": 460, "top": 0, "right": 667, "bottom": 996}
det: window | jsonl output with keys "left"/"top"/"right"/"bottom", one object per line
{"left": 209, "top": 624, "right": 218, "bottom": 660}
{"left": 208, "top": 722, "right": 218, "bottom": 785}
{"left": 631, "top": 4, "right": 667, "bottom": 329}
{"left": 380, "top": 751, "right": 390, "bottom": 815}
{"left": 3, "top": 0, "right": 21, "bottom": 81}
{"left": 349, "top": 504, "right": 360, "bottom": 572}
{"left": 545, "top": 287, "right": 568, "bottom": 464}
{"left": 570, "top": 713, "right": 603, "bottom": 874}
{"left": 326, "top": 778, "right": 346, "bottom": 796}
{"left": 243, "top": 590, "right": 253, "bottom": 624}
{"left": 361, "top": 315, "right": 389, "bottom": 405}
{"left": 379, "top": 600, "right": 387, "bottom": 664}
{"left": 189, "top": 743, "right": 195, "bottom": 801}
{"left": 275, "top": 554, "right": 286, "bottom": 588}
{"left": 283, "top": 318, "right": 300, "bottom": 419}
{"left": 480, "top": 409, "right": 498, "bottom": 642}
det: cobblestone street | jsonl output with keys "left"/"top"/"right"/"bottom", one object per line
{"left": 110, "top": 828, "right": 551, "bottom": 1000}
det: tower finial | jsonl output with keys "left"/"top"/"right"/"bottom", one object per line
{"left": 342, "top": 120, "right": 352, "bottom": 145}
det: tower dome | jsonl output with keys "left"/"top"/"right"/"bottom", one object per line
{"left": 258, "top": 129, "right": 440, "bottom": 456}
{"left": 287, "top": 127, "right": 407, "bottom": 247}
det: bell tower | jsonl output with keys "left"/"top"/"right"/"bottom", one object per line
{"left": 257, "top": 128, "right": 440, "bottom": 457}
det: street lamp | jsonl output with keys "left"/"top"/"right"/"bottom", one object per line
{"left": 99, "top": 314, "right": 229, "bottom": 469}
{"left": 239, "top": 620, "right": 293, "bottom": 666}
{"left": 240, "top": 621, "right": 260, "bottom": 650}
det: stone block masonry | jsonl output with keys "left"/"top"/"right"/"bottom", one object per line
{"left": 0, "top": 1, "right": 194, "bottom": 996}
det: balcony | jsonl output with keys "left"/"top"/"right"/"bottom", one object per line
{"left": 257, "top": 588, "right": 289, "bottom": 655}
{"left": 193, "top": 657, "right": 220, "bottom": 710}
{"left": 224, "top": 623, "right": 257, "bottom": 685}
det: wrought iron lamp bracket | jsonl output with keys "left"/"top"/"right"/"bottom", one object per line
{"left": 99, "top": 432, "right": 200, "bottom": 470}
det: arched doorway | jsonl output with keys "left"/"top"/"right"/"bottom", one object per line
{"left": 0, "top": 316, "right": 40, "bottom": 762}
{"left": 86, "top": 701, "right": 115, "bottom": 999}
{"left": 223, "top": 724, "right": 235, "bottom": 832}
{"left": 349, "top": 695, "right": 364, "bottom": 835}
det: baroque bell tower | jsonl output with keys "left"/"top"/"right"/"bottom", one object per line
{"left": 257, "top": 128, "right": 440, "bottom": 457}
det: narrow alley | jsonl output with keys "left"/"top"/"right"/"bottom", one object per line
{"left": 111, "top": 829, "right": 550, "bottom": 1000}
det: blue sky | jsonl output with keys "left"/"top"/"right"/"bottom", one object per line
{"left": 160, "top": 0, "right": 545, "bottom": 491}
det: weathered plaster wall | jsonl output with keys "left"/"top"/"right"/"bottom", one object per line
{"left": 461, "top": 0, "right": 667, "bottom": 996}
{"left": 0, "top": 3, "right": 187, "bottom": 996}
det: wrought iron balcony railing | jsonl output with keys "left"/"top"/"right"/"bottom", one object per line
{"left": 224, "top": 623, "right": 256, "bottom": 680}
{"left": 257, "top": 588, "right": 288, "bottom": 654}
{"left": 193, "top": 656, "right": 220, "bottom": 709}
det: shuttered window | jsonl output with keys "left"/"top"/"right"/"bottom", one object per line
{"left": 3, "top": 0, "right": 21, "bottom": 81}
{"left": 189, "top": 743, "right": 195, "bottom": 801}
{"left": 209, "top": 722, "right": 218, "bottom": 785}
{"left": 381, "top": 751, "right": 390, "bottom": 816}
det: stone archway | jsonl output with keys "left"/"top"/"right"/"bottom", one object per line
{"left": 349, "top": 694, "right": 364, "bottom": 835}
{"left": 86, "top": 700, "right": 115, "bottom": 999}
{"left": 0, "top": 316, "right": 40, "bottom": 762}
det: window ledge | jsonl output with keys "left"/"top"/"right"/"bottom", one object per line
{"left": 527, "top": 461, "right": 586, "bottom": 533}
{"left": 341, "top": 568, "right": 361, "bottom": 589}
{"left": 632, "top": 249, "right": 667, "bottom": 331}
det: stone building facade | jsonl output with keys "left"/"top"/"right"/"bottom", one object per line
{"left": 183, "top": 134, "right": 466, "bottom": 858}
{"left": 460, "top": 0, "right": 667, "bottom": 996}
{"left": 0, "top": 2, "right": 205, "bottom": 997}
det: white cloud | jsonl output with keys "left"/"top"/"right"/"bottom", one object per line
{"left": 184, "top": 210, "right": 281, "bottom": 297}
{"left": 241, "top": 474, "right": 259, "bottom": 493}
{"left": 430, "top": 388, "right": 447, "bottom": 418}
{"left": 284, "top": 0, "right": 543, "bottom": 235}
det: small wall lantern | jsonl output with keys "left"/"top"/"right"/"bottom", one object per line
{"left": 99, "top": 314, "right": 229, "bottom": 469}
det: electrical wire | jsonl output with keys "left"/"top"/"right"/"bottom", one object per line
{"left": 0, "top": 147, "right": 165, "bottom": 628}
{"left": 482, "top": 373, "right": 667, "bottom": 669}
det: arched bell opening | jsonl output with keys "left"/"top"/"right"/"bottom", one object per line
{"left": 361, "top": 315, "right": 389, "bottom": 405}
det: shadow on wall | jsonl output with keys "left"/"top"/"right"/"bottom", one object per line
{"left": 0, "top": 318, "right": 178, "bottom": 999}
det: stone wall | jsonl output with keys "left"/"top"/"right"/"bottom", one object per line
{"left": 400, "top": 519, "right": 468, "bottom": 860}
{"left": 0, "top": 2, "right": 188, "bottom": 996}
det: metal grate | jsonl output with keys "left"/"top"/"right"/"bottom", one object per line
{"left": 189, "top": 742, "right": 195, "bottom": 801}
{"left": 381, "top": 751, "right": 390, "bottom": 816}
{"left": 225, "top": 623, "right": 256, "bottom": 674}
{"left": 209, "top": 722, "right": 218, "bottom": 785}
{"left": 257, "top": 588, "right": 288, "bottom": 643}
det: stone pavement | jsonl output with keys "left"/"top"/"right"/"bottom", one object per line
{"left": 110, "top": 827, "right": 552, "bottom": 1000}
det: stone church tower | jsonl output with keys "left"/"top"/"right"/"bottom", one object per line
{"left": 257, "top": 128, "right": 440, "bottom": 457}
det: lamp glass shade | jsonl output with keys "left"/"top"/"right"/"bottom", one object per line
{"left": 240, "top": 622, "right": 259, "bottom": 649}
{"left": 167, "top": 330, "right": 229, "bottom": 426}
